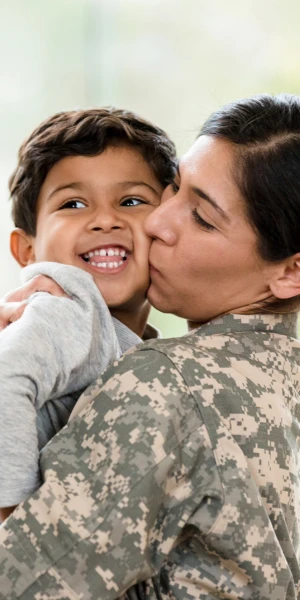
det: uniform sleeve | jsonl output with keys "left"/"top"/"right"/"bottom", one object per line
{"left": 0, "top": 263, "right": 120, "bottom": 507}
{"left": 0, "top": 348, "right": 214, "bottom": 600}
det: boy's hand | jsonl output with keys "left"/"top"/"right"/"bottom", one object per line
{"left": 0, "top": 276, "right": 67, "bottom": 330}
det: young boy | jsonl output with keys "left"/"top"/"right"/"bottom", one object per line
{"left": 0, "top": 107, "right": 177, "bottom": 520}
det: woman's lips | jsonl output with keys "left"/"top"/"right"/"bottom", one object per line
{"left": 149, "top": 262, "right": 160, "bottom": 274}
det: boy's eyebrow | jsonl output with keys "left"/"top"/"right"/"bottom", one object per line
{"left": 48, "top": 180, "right": 160, "bottom": 199}
{"left": 120, "top": 181, "right": 161, "bottom": 195}
{"left": 48, "top": 182, "right": 84, "bottom": 199}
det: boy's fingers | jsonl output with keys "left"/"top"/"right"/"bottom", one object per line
{"left": 3, "top": 275, "right": 67, "bottom": 303}
{"left": 0, "top": 301, "right": 27, "bottom": 330}
{"left": 7, "top": 302, "right": 27, "bottom": 322}
{"left": 0, "top": 276, "right": 69, "bottom": 330}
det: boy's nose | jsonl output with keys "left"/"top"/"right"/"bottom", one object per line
{"left": 88, "top": 209, "right": 124, "bottom": 232}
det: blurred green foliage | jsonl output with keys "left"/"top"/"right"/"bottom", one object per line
{"left": 150, "top": 308, "right": 188, "bottom": 338}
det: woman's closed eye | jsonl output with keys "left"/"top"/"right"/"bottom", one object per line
{"left": 58, "top": 199, "right": 86, "bottom": 210}
{"left": 192, "top": 209, "right": 215, "bottom": 231}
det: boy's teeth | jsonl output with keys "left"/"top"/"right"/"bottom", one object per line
{"left": 86, "top": 247, "right": 126, "bottom": 258}
{"left": 89, "top": 260, "right": 124, "bottom": 269}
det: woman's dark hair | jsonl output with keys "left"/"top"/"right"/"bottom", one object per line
{"left": 10, "top": 107, "right": 177, "bottom": 236}
{"left": 200, "top": 94, "right": 300, "bottom": 264}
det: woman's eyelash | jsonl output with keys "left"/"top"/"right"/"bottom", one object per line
{"left": 171, "top": 182, "right": 179, "bottom": 193}
{"left": 191, "top": 209, "right": 215, "bottom": 231}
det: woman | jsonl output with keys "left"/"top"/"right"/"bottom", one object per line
{"left": 0, "top": 94, "right": 299, "bottom": 600}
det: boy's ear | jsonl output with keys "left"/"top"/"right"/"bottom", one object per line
{"left": 10, "top": 228, "right": 36, "bottom": 267}
{"left": 269, "top": 253, "right": 300, "bottom": 299}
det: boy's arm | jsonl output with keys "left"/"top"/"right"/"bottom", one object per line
{"left": 0, "top": 262, "right": 120, "bottom": 508}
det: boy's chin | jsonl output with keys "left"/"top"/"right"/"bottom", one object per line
{"left": 105, "top": 291, "right": 149, "bottom": 311}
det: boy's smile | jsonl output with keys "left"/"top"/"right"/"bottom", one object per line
{"left": 81, "top": 245, "right": 128, "bottom": 272}
{"left": 12, "top": 146, "right": 163, "bottom": 332}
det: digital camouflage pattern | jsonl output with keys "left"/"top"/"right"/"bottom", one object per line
{"left": 0, "top": 312, "right": 300, "bottom": 599}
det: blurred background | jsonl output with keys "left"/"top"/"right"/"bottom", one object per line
{"left": 1, "top": 0, "right": 299, "bottom": 336}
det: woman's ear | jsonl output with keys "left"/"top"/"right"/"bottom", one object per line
{"left": 10, "top": 228, "right": 36, "bottom": 267}
{"left": 269, "top": 253, "right": 300, "bottom": 299}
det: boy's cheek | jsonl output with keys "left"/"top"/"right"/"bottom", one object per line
{"left": 134, "top": 228, "right": 152, "bottom": 260}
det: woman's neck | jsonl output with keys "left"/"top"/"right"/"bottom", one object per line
{"left": 187, "top": 293, "right": 279, "bottom": 331}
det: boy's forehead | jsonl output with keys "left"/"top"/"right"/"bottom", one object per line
{"left": 48, "top": 147, "right": 151, "bottom": 177}
{"left": 39, "top": 147, "right": 163, "bottom": 199}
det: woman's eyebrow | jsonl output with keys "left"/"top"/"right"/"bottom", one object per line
{"left": 191, "top": 185, "right": 231, "bottom": 223}
{"left": 177, "top": 163, "right": 230, "bottom": 222}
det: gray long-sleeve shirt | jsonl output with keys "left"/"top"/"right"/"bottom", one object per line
{"left": 0, "top": 262, "right": 144, "bottom": 507}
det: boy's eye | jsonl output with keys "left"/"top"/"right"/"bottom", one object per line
{"left": 59, "top": 199, "right": 86, "bottom": 210}
{"left": 171, "top": 181, "right": 180, "bottom": 193}
{"left": 121, "top": 197, "right": 147, "bottom": 207}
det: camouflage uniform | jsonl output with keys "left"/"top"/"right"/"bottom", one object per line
{"left": 0, "top": 312, "right": 299, "bottom": 600}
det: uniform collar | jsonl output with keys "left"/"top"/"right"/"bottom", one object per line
{"left": 190, "top": 312, "right": 299, "bottom": 340}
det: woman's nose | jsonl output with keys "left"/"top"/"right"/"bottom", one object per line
{"left": 144, "top": 195, "right": 178, "bottom": 245}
